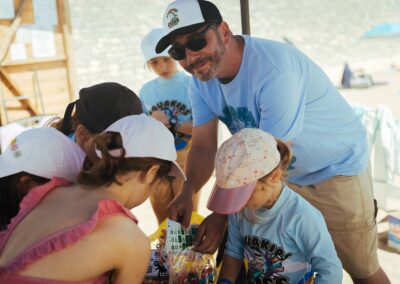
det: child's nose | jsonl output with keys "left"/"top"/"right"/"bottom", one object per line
{"left": 160, "top": 62, "right": 167, "bottom": 70}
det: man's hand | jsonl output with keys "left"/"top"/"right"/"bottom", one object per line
{"left": 151, "top": 111, "right": 170, "bottom": 127}
{"left": 167, "top": 188, "right": 194, "bottom": 229}
{"left": 192, "top": 213, "right": 227, "bottom": 254}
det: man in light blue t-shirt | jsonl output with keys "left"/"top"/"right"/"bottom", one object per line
{"left": 155, "top": 1, "right": 389, "bottom": 283}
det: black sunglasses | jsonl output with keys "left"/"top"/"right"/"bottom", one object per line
{"left": 168, "top": 24, "right": 214, "bottom": 60}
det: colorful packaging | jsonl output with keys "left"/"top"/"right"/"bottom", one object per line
{"left": 388, "top": 212, "right": 400, "bottom": 252}
{"left": 168, "top": 247, "right": 216, "bottom": 284}
{"left": 144, "top": 245, "right": 169, "bottom": 283}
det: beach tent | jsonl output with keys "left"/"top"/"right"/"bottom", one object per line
{"left": 364, "top": 23, "right": 400, "bottom": 38}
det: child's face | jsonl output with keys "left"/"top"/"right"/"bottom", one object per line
{"left": 245, "top": 174, "right": 282, "bottom": 210}
{"left": 246, "top": 179, "right": 274, "bottom": 210}
{"left": 148, "top": 56, "right": 178, "bottom": 79}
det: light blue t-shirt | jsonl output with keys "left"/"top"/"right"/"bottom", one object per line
{"left": 189, "top": 36, "right": 368, "bottom": 186}
{"left": 140, "top": 71, "right": 192, "bottom": 123}
{"left": 225, "top": 186, "right": 343, "bottom": 284}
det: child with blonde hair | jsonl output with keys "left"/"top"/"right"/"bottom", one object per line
{"left": 140, "top": 28, "right": 198, "bottom": 224}
{"left": 208, "top": 128, "right": 342, "bottom": 284}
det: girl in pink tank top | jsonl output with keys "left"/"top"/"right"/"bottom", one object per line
{"left": 0, "top": 115, "right": 185, "bottom": 283}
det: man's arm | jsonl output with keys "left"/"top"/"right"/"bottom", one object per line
{"left": 167, "top": 118, "right": 219, "bottom": 227}
{"left": 183, "top": 118, "right": 218, "bottom": 194}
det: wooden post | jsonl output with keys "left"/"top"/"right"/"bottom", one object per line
{"left": 59, "top": 0, "right": 76, "bottom": 101}
{"left": 0, "top": 0, "right": 28, "bottom": 63}
{"left": 0, "top": 67, "right": 37, "bottom": 116}
{"left": 240, "top": 0, "right": 251, "bottom": 35}
{"left": 0, "top": 0, "right": 74, "bottom": 123}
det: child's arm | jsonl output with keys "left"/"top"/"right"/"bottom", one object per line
{"left": 217, "top": 214, "right": 245, "bottom": 283}
{"left": 176, "top": 120, "right": 193, "bottom": 135}
{"left": 290, "top": 206, "right": 343, "bottom": 283}
{"left": 218, "top": 255, "right": 243, "bottom": 283}
{"left": 151, "top": 111, "right": 170, "bottom": 127}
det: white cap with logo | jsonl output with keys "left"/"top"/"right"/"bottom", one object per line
{"left": 156, "top": 0, "right": 222, "bottom": 54}
{"left": 0, "top": 127, "right": 86, "bottom": 182}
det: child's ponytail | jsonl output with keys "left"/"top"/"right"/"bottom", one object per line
{"left": 78, "top": 131, "right": 174, "bottom": 188}
{"left": 276, "top": 139, "right": 292, "bottom": 171}
{"left": 275, "top": 139, "right": 292, "bottom": 182}
{"left": 78, "top": 131, "right": 125, "bottom": 187}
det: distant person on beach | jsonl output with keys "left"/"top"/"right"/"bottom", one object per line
{"left": 52, "top": 82, "right": 143, "bottom": 162}
{"left": 341, "top": 62, "right": 374, "bottom": 89}
{"left": 341, "top": 62, "right": 352, "bottom": 88}
{"left": 0, "top": 115, "right": 185, "bottom": 283}
{"left": 209, "top": 129, "right": 342, "bottom": 283}
{"left": 0, "top": 128, "right": 85, "bottom": 230}
{"left": 156, "top": 0, "right": 389, "bottom": 283}
{"left": 140, "top": 28, "right": 199, "bottom": 224}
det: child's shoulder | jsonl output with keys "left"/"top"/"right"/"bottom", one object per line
{"left": 175, "top": 71, "right": 192, "bottom": 84}
{"left": 139, "top": 78, "right": 159, "bottom": 96}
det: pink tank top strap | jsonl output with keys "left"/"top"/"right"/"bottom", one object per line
{"left": 0, "top": 271, "right": 107, "bottom": 284}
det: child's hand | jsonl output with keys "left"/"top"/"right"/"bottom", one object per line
{"left": 151, "top": 111, "right": 170, "bottom": 127}
{"left": 159, "top": 229, "right": 166, "bottom": 247}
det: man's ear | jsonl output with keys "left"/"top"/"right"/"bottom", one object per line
{"left": 142, "top": 165, "right": 161, "bottom": 185}
{"left": 219, "top": 21, "right": 231, "bottom": 43}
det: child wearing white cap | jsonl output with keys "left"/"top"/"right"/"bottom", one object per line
{"left": 207, "top": 128, "right": 342, "bottom": 284}
{"left": 0, "top": 115, "right": 185, "bottom": 283}
{"left": 0, "top": 127, "right": 85, "bottom": 230}
{"left": 140, "top": 27, "right": 198, "bottom": 224}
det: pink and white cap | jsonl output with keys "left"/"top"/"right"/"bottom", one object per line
{"left": 207, "top": 128, "right": 281, "bottom": 215}
{"left": 100, "top": 114, "right": 186, "bottom": 181}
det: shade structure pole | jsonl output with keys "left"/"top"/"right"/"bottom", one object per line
{"left": 240, "top": 0, "right": 250, "bottom": 35}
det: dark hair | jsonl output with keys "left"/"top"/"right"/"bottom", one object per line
{"left": 59, "top": 83, "right": 143, "bottom": 135}
{"left": 0, "top": 173, "right": 49, "bottom": 230}
{"left": 77, "top": 131, "right": 173, "bottom": 188}
{"left": 262, "top": 139, "right": 292, "bottom": 182}
{"left": 51, "top": 113, "right": 80, "bottom": 136}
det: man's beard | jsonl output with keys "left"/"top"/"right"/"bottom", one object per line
{"left": 185, "top": 37, "right": 226, "bottom": 81}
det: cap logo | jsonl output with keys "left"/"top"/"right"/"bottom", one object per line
{"left": 10, "top": 138, "right": 22, "bottom": 158}
{"left": 166, "top": 8, "right": 180, "bottom": 28}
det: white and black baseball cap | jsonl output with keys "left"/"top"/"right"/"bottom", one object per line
{"left": 156, "top": 0, "right": 222, "bottom": 54}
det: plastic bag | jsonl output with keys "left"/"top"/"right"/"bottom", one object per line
{"left": 168, "top": 246, "right": 216, "bottom": 284}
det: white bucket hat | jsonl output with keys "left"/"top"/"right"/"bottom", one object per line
{"left": 141, "top": 27, "right": 170, "bottom": 63}
{"left": 207, "top": 128, "right": 281, "bottom": 215}
{"left": 100, "top": 114, "right": 186, "bottom": 180}
{"left": 0, "top": 127, "right": 86, "bottom": 182}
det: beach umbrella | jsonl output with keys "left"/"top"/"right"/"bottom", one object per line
{"left": 363, "top": 23, "right": 400, "bottom": 38}
{"left": 240, "top": 0, "right": 250, "bottom": 35}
